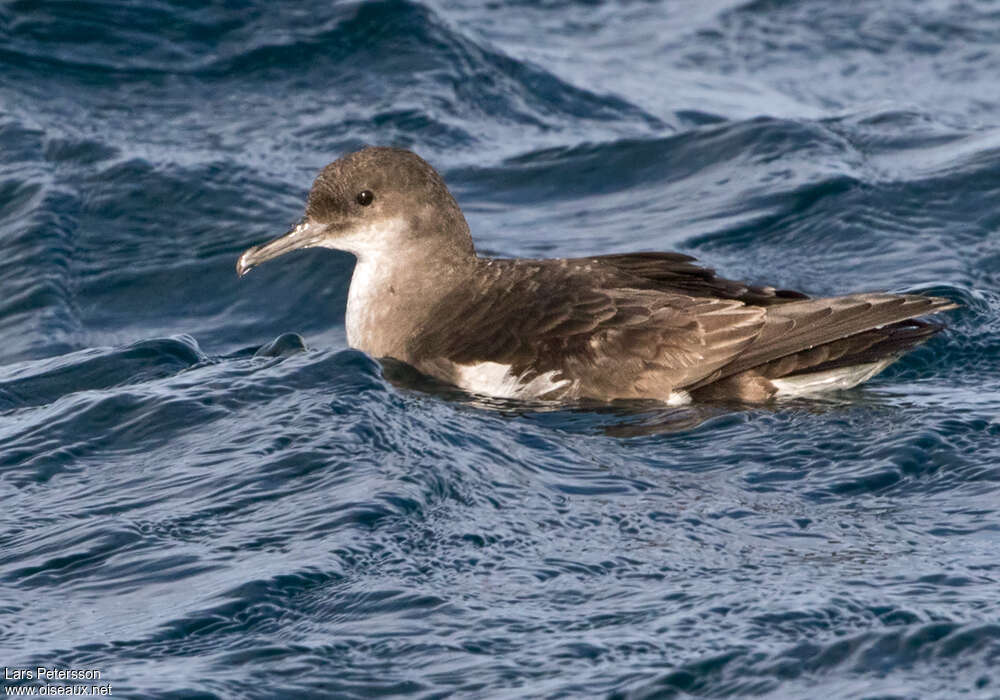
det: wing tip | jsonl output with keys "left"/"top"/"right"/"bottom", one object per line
{"left": 926, "top": 296, "right": 961, "bottom": 312}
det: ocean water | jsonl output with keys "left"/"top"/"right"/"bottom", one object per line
{"left": 2, "top": 0, "right": 999, "bottom": 697}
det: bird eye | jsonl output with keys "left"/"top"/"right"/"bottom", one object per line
{"left": 356, "top": 190, "right": 374, "bottom": 206}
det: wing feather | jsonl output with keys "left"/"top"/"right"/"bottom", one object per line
{"left": 408, "top": 258, "right": 766, "bottom": 398}
{"left": 577, "top": 252, "right": 809, "bottom": 305}
{"left": 694, "top": 293, "right": 958, "bottom": 386}
{"left": 406, "top": 254, "right": 955, "bottom": 401}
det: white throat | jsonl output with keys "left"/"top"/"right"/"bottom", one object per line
{"left": 327, "top": 218, "right": 407, "bottom": 350}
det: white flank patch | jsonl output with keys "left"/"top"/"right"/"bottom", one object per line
{"left": 770, "top": 359, "right": 895, "bottom": 397}
{"left": 666, "top": 390, "right": 692, "bottom": 406}
{"left": 455, "top": 361, "right": 571, "bottom": 400}
{"left": 456, "top": 363, "right": 693, "bottom": 404}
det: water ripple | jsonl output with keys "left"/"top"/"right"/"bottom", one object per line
{"left": 2, "top": 0, "right": 999, "bottom": 697}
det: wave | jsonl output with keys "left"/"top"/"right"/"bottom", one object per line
{"left": 616, "top": 622, "right": 1000, "bottom": 698}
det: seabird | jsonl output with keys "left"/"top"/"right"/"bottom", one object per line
{"left": 237, "top": 146, "right": 956, "bottom": 403}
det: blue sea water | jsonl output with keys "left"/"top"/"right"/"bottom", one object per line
{"left": 2, "top": 0, "right": 1000, "bottom": 697}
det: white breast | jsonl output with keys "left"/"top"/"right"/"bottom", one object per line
{"left": 338, "top": 218, "right": 407, "bottom": 350}
{"left": 345, "top": 256, "right": 379, "bottom": 349}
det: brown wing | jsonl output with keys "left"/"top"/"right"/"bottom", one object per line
{"left": 408, "top": 258, "right": 766, "bottom": 399}
{"left": 578, "top": 252, "right": 809, "bottom": 305}
{"left": 746, "top": 319, "right": 945, "bottom": 379}
{"left": 407, "top": 255, "right": 956, "bottom": 401}
{"left": 689, "top": 293, "right": 959, "bottom": 389}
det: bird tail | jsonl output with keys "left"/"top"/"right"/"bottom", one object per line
{"left": 688, "top": 293, "right": 956, "bottom": 400}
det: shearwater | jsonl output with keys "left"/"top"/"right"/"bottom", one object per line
{"left": 237, "top": 147, "right": 956, "bottom": 403}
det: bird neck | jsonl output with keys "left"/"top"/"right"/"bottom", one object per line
{"left": 345, "top": 238, "right": 476, "bottom": 360}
